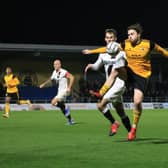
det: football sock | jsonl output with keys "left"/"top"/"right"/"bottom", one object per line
{"left": 103, "top": 108, "right": 115, "bottom": 124}
{"left": 57, "top": 102, "right": 72, "bottom": 120}
{"left": 5, "top": 103, "right": 10, "bottom": 114}
{"left": 57, "top": 101, "right": 66, "bottom": 115}
{"left": 99, "top": 84, "right": 110, "bottom": 96}
{"left": 133, "top": 110, "right": 142, "bottom": 127}
{"left": 121, "top": 116, "right": 131, "bottom": 132}
{"left": 67, "top": 115, "right": 72, "bottom": 121}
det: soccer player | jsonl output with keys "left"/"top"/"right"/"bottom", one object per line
{"left": 83, "top": 29, "right": 131, "bottom": 136}
{"left": 2, "top": 66, "right": 32, "bottom": 118}
{"left": 82, "top": 23, "right": 168, "bottom": 140}
{"left": 39, "top": 59, "right": 75, "bottom": 125}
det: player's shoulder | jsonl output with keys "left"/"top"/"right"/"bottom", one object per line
{"left": 4, "top": 75, "right": 7, "bottom": 81}
{"left": 141, "top": 39, "right": 150, "bottom": 42}
{"left": 60, "top": 68, "right": 67, "bottom": 72}
{"left": 122, "top": 39, "right": 153, "bottom": 49}
{"left": 140, "top": 39, "right": 156, "bottom": 49}
{"left": 141, "top": 39, "right": 151, "bottom": 44}
{"left": 120, "top": 39, "right": 129, "bottom": 49}
{"left": 60, "top": 68, "right": 68, "bottom": 74}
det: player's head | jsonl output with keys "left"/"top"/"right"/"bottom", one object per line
{"left": 105, "top": 28, "right": 117, "bottom": 44}
{"left": 6, "top": 66, "right": 12, "bottom": 75}
{"left": 53, "top": 59, "right": 61, "bottom": 71}
{"left": 127, "top": 23, "right": 143, "bottom": 45}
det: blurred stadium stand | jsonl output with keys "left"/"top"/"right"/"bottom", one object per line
{"left": 0, "top": 43, "right": 168, "bottom": 103}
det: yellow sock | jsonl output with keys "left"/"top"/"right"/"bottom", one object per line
{"left": 133, "top": 110, "right": 142, "bottom": 127}
{"left": 19, "top": 100, "right": 31, "bottom": 105}
{"left": 99, "top": 84, "right": 110, "bottom": 96}
{"left": 5, "top": 103, "right": 10, "bottom": 114}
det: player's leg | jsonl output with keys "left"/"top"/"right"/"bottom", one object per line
{"left": 18, "top": 91, "right": 32, "bottom": 106}
{"left": 112, "top": 101, "right": 131, "bottom": 133}
{"left": 51, "top": 96, "right": 74, "bottom": 125}
{"left": 3, "top": 92, "right": 21, "bottom": 118}
{"left": 133, "top": 89, "right": 143, "bottom": 128}
{"left": 97, "top": 98, "right": 119, "bottom": 136}
{"left": 127, "top": 68, "right": 148, "bottom": 140}
{"left": 128, "top": 88, "right": 143, "bottom": 140}
{"left": 99, "top": 69, "right": 119, "bottom": 96}
{"left": 103, "top": 77, "right": 129, "bottom": 136}
{"left": 3, "top": 95, "right": 11, "bottom": 118}
{"left": 110, "top": 80, "right": 131, "bottom": 133}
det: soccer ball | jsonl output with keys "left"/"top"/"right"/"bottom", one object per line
{"left": 106, "top": 41, "right": 119, "bottom": 55}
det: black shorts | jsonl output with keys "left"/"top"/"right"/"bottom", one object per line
{"left": 126, "top": 67, "right": 149, "bottom": 94}
{"left": 6, "top": 92, "right": 20, "bottom": 103}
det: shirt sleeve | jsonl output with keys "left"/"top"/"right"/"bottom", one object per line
{"left": 90, "top": 47, "right": 106, "bottom": 54}
{"left": 113, "top": 52, "right": 127, "bottom": 69}
{"left": 51, "top": 71, "right": 55, "bottom": 80}
{"left": 65, "top": 71, "right": 70, "bottom": 78}
{"left": 154, "top": 43, "right": 168, "bottom": 57}
{"left": 91, "top": 55, "right": 103, "bottom": 70}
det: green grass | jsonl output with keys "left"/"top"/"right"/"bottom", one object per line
{"left": 0, "top": 109, "right": 168, "bottom": 168}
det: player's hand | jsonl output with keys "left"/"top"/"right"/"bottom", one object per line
{"left": 89, "top": 90, "right": 102, "bottom": 98}
{"left": 82, "top": 49, "right": 91, "bottom": 55}
{"left": 66, "top": 88, "right": 71, "bottom": 95}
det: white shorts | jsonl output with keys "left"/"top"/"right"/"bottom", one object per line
{"left": 103, "top": 77, "right": 125, "bottom": 103}
{"left": 54, "top": 90, "right": 68, "bottom": 101}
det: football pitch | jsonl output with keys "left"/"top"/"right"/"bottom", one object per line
{"left": 0, "top": 109, "right": 168, "bottom": 168}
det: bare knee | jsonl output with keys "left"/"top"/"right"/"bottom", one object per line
{"left": 134, "top": 99, "right": 141, "bottom": 107}
{"left": 97, "top": 102, "right": 103, "bottom": 111}
{"left": 5, "top": 97, "right": 10, "bottom": 103}
{"left": 97, "top": 99, "right": 108, "bottom": 111}
{"left": 134, "top": 89, "right": 143, "bottom": 110}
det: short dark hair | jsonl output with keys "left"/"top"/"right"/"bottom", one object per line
{"left": 105, "top": 28, "right": 117, "bottom": 37}
{"left": 127, "top": 23, "right": 143, "bottom": 34}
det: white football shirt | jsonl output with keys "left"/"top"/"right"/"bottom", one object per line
{"left": 51, "top": 68, "right": 69, "bottom": 93}
{"left": 91, "top": 51, "right": 126, "bottom": 80}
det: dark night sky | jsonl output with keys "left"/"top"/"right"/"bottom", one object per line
{"left": 0, "top": 2, "right": 168, "bottom": 47}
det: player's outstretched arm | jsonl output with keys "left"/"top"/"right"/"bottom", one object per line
{"left": 99, "top": 69, "right": 119, "bottom": 96}
{"left": 82, "top": 47, "right": 106, "bottom": 55}
{"left": 84, "top": 64, "right": 93, "bottom": 73}
{"left": 66, "top": 73, "right": 74, "bottom": 94}
{"left": 154, "top": 43, "right": 168, "bottom": 57}
{"left": 39, "top": 78, "right": 51, "bottom": 88}
{"left": 82, "top": 49, "right": 92, "bottom": 55}
{"left": 89, "top": 69, "right": 119, "bottom": 99}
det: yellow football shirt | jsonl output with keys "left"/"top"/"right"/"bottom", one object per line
{"left": 4, "top": 74, "right": 20, "bottom": 93}
{"left": 88, "top": 39, "right": 168, "bottom": 78}
{"left": 121, "top": 39, "right": 168, "bottom": 78}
